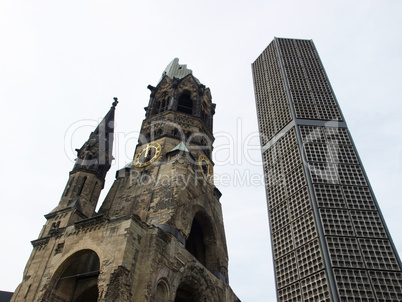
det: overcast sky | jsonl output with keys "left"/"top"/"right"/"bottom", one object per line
{"left": 1, "top": 1, "right": 402, "bottom": 301}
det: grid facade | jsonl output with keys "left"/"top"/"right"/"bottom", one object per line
{"left": 252, "top": 38, "right": 402, "bottom": 302}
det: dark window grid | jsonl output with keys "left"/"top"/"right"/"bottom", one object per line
{"left": 269, "top": 199, "right": 291, "bottom": 233}
{"left": 369, "top": 271, "right": 402, "bottom": 301}
{"left": 304, "top": 143, "right": 332, "bottom": 163}
{"left": 285, "top": 165, "right": 308, "bottom": 197}
{"left": 334, "top": 269, "right": 375, "bottom": 301}
{"left": 300, "top": 126, "right": 326, "bottom": 144}
{"left": 325, "top": 127, "right": 352, "bottom": 145}
{"left": 292, "top": 211, "right": 318, "bottom": 249}
{"left": 359, "top": 239, "right": 400, "bottom": 271}
{"left": 319, "top": 208, "right": 355, "bottom": 237}
{"left": 342, "top": 186, "right": 376, "bottom": 211}
{"left": 275, "top": 251, "right": 299, "bottom": 289}
{"left": 278, "top": 282, "right": 302, "bottom": 302}
{"left": 300, "top": 270, "right": 331, "bottom": 302}
{"left": 296, "top": 239, "right": 324, "bottom": 279}
{"left": 351, "top": 211, "right": 388, "bottom": 238}
{"left": 337, "top": 164, "right": 367, "bottom": 187}
{"left": 309, "top": 162, "right": 339, "bottom": 184}
{"left": 313, "top": 184, "right": 346, "bottom": 209}
{"left": 288, "top": 186, "right": 312, "bottom": 221}
{"left": 329, "top": 144, "right": 359, "bottom": 164}
{"left": 272, "top": 224, "right": 294, "bottom": 259}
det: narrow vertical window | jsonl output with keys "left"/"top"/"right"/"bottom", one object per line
{"left": 78, "top": 176, "right": 87, "bottom": 196}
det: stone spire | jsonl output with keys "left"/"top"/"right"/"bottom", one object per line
{"left": 72, "top": 98, "right": 118, "bottom": 180}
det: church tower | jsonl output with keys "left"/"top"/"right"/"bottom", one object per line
{"left": 12, "top": 59, "right": 239, "bottom": 302}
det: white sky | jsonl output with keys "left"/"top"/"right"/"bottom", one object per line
{"left": 1, "top": 1, "right": 401, "bottom": 301}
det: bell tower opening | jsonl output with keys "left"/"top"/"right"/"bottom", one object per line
{"left": 177, "top": 91, "right": 193, "bottom": 114}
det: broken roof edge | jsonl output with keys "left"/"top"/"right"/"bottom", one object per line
{"left": 158, "top": 58, "right": 200, "bottom": 84}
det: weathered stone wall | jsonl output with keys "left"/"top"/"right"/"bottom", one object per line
{"left": 11, "top": 216, "right": 144, "bottom": 301}
{"left": 13, "top": 211, "right": 240, "bottom": 301}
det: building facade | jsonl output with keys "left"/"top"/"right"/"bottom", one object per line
{"left": 252, "top": 38, "right": 402, "bottom": 301}
{"left": 12, "top": 59, "right": 239, "bottom": 302}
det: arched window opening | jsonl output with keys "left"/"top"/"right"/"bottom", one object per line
{"left": 155, "top": 279, "right": 169, "bottom": 302}
{"left": 185, "top": 219, "right": 206, "bottom": 266}
{"left": 174, "top": 283, "right": 197, "bottom": 302}
{"left": 185, "top": 212, "right": 221, "bottom": 275}
{"left": 177, "top": 92, "right": 193, "bottom": 114}
{"left": 152, "top": 93, "right": 170, "bottom": 116}
{"left": 48, "top": 250, "right": 100, "bottom": 302}
{"left": 151, "top": 102, "right": 159, "bottom": 116}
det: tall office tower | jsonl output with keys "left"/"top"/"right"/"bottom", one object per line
{"left": 252, "top": 38, "right": 402, "bottom": 302}
{"left": 12, "top": 59, "right": 239, "bottom": 302}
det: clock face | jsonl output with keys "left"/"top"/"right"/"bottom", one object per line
{"left": 198, "top": 154, "right": 213, "bottom": 184}
{"left": 133, "top": 143, "right": 162, "bottom": 168}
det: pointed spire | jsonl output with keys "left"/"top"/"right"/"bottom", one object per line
{"left": 72, "top": 98, "right": 118, "bottom": 180}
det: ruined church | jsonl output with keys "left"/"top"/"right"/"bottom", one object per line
{"left": 11, "top": 59, "right": 240, "bottom": 302}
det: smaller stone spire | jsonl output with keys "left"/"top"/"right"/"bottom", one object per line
{"left": 72, "top": 98, "right": 118, "bottom": 180}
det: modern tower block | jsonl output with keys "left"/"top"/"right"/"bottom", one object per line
{"left": 252, "top": 37, "right": 402, "bottom": 302}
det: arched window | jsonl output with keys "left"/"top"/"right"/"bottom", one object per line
{"left": 185, "top": 219, "right": 206, "bottom": 266}
{"left": 47, "top": 250, "right": 100, "bottom": 302}
{"left": 185, "top": 212, "right": 217, "bottom": 272}
{"left": 155, "top": 279, "right": 169, "bottom": 302}
{"left": 151, "top": 101, "right": 159, "bottom": 116}
{"left": 177, "top": 92, "right": 193, "bottom": 114}
{"left": 174, "top": 282, "right": 197, "bottom": 302}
